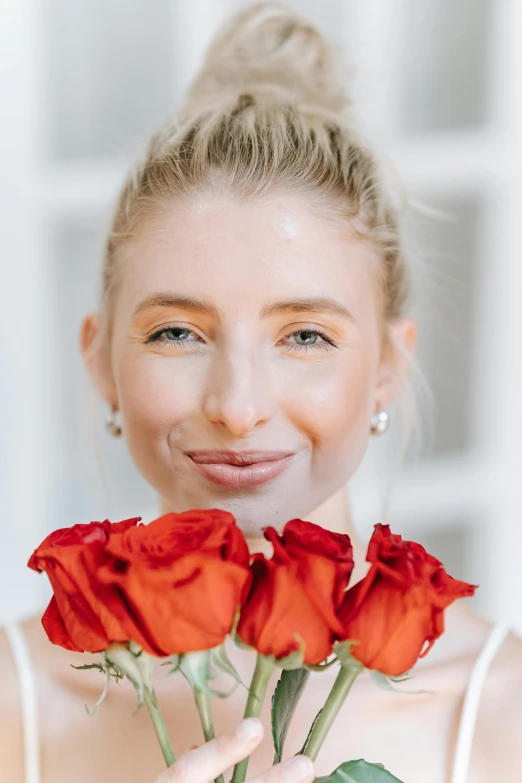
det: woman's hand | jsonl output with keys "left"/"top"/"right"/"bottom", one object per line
{"left": 154, "top": 717, "right": 316, "bottom": 783}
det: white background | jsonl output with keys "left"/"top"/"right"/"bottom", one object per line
{"left": 1, "top": 0, "right": 521, "bottom": 632}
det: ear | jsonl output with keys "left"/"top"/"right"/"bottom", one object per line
{"left": 374, "top": 317, "right": 417, "bottom": 410}
{"left": 79, "top": 313, "right": 118, "bottom": 407}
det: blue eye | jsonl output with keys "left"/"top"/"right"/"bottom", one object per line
{"left": 144, "top": 327, "right": 198, "bottom": 345}
{"left": 143, "top": 326, "right": 338, "bottom": 353}
{"left": 284, "top": 329, "right": 337, "bottom": 353}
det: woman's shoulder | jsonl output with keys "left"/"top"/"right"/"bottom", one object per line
{"left": 446, "top": 602, "right": 522, "bottom": 680}
{"left": 0, "top": 621, "right": 26, "bottom": 783}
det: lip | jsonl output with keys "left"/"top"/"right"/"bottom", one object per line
{"left": 186, "top": 451, "right": 294, "bottom": 490}
{"left": 186, "top": 450, "right": 293, "bottom": 465}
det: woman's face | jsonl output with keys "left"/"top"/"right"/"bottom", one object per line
{"left": 83, "top": 192, "right": 415, "bottom": 535}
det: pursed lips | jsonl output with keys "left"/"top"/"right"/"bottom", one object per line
{"left": 184, "top": 450, "right": 295, "bottom": 489}
{"left": 185, "top": 450, "right": 294, "bottom": 466}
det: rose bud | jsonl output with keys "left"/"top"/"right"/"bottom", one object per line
{"left": 338, "top": 523, "right": 477, "bottom": 676}
{"left": 237, "top": 519, "right": 353, "bottom": 665}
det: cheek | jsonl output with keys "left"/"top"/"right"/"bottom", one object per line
{"left": 284, "top": 350, "right": 375, "bottom": 481}
{"left": 114, "top": 354, "right": 203, "bottom": 451}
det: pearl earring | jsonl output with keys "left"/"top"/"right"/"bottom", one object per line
{"left": 370, "top": 404, "right": 389, "bottom": 436}
{"left": 105, "top": 404, "right": 122, "bottom": 437}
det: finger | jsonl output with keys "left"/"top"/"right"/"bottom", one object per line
{"left": 155, "top": 717, "right": 265, "bottom": 783}
{"left": 249, "top": 755, "right": 316, "bottom": 783}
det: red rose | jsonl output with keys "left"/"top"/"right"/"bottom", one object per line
{"left": 237, "top": 519, "right": 353, "bottom": 665}
{"left": 29, "top": 509, "right": 251, "bottom": 657}
{"left": 27, "top": 517, "right": 143, "bottom": 653}
{"left": 96, "top": 509, "right": 251, "bottom": 655}
{"left": 338, "top": 524, "right": 477, "bottom": 676}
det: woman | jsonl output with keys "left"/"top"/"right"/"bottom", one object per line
{"left": 1, "top": 3, "right": 521, "bottom": 782}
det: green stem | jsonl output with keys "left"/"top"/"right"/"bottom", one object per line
{"left": 194, "top": 686, "right": 225, "bottom": 783}
{"left": 231, "top": 654, "right": 276, "bottom": 783}
{"left": 143, "top": 687, "right": 176, "bottom": 767}
{"left": 302, "top": 666, "right": 360, "bottom": 761}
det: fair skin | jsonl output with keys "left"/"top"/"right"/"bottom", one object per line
{"left": 1, "top": 191, "right": 521, "bottom": 783}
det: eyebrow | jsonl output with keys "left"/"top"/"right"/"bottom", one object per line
{"left": 132, "top": 294, "right": 356, "bottom": 324}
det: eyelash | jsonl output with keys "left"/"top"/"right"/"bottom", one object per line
{"left": 143, "top": 326, "right": 338, "bottom": 354}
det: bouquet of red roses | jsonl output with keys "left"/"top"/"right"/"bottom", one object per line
{"left": 28, "top": 510, "right": 476, "bottom": 783}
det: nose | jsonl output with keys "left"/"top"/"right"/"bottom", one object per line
{"left": 202, "top": 347, "right": 275, "bottom": 437}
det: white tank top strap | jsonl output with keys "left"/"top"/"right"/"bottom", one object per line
{"left": 450, "top": 621, "right": 511, "bottom": 783}
{"left": 4, "top": 621, "right": 41, "bottom": 783}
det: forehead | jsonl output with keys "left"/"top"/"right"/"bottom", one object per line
{"left": 117, "top": 192, "right": 379, "bottom": 313}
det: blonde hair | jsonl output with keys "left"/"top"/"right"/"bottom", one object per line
{"left": 97, "top": 1, "right": 432, "bottom": 507}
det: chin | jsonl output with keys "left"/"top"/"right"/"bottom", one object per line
{"left": 162, "top": 492, "right": 303, "bottom": 536}
{"left": 159, "top": 477, "right": 320, "bottom": 536}
{"left": 215, "top": 501, "right": 286, "bottom": 537}
{"left": 202, "top": 493, "right": 313, "bottom": 538}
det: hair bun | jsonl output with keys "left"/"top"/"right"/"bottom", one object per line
{"left": 184, "top": 1, "right": 351, "bottom": 114}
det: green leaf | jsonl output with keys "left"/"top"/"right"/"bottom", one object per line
{"left": 161, "top": 654, "right": 181, "bottom": 673}
{"left": 211, "top": 643, "right": 246, "bottom": 691}
{"left": 72, "top": 657, "right": 123, "bottom": 717}
{"left": 369, "top": 670, "right": 432, "bottom": 696}
{"left": 103, "top": 644, "right": 145, "bottom": 704}
{"left": 70, "top": 662, "right": 105, "bottom": 672}
{"left": 83, "top": 663, "right": 112, "bottom": 717}
{"left": 388, "top": 671, "right": 413, "bottom": 683}
{"left": 316, "top": 759, "right": 405, "bottom": 783}
{"left": 271, "top": 668, "right": 310, "bottom": 763}
{"left": 179, "top": 650, "right": 238, "bottom": 699}
{"left": 179, "top": 650, "right": 212, "bottom": 695}
{"left": 70, "top": 649, "right": 151, "bottom": 716}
